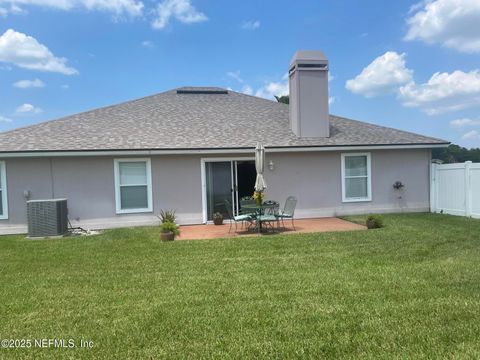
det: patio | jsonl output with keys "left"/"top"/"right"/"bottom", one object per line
{"left": 177, "top": 217, "right": 365, "bottom": 240}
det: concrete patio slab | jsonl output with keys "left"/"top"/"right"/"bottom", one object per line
{"left": 177, "top": 217, "right": 365, "bottom": 240}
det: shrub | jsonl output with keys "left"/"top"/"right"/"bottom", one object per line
{"left": 213, "top": 212, "right": 223, "bottom": 220}
{"left": 366, "top": 215, "right": 383, "bottom": 229}
{"left": 159, "top": 221, "right": 180, "bottom": 236}
{"left": 159, "top": 210, "right": 176, "bottom": 224}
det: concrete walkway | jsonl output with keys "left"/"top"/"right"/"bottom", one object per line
{"left": 177, "top": 217, "right": 365, "bottom": 240}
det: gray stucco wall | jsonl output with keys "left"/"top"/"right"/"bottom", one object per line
{"left": 266, "top": 149, "right": 430, "bottom": 217}
{"left": 0, "top": 148, "right": 431, "bottom": 234}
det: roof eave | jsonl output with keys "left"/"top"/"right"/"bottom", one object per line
{"left": 0, "top": 142, "right": 450, "bottom": 158}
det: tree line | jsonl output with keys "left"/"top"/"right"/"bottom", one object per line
{"left": 432, "top": 145, "right": 480, "bottom": 163}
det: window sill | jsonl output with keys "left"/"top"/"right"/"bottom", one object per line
{"left": 116, "top": 208, "right": 153, "bottom": 215}
{"left": 342, "top": 198, "right": 372, "bottom": 203}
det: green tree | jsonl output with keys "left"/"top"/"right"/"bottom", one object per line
{"left": 432, "top": 144, "right": 480, "bottom": 163}
{"left": 275, "top": 95, "right": 289, "bottom": 104}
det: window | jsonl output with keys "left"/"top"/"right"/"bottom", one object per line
{"left": 114, "top": 159, "right": 152, "bottom": 214}
{"left": 0, "top": 161, "right": 8, "bottom": 220}
{"left": 341, "top": 153, "right": 372, "bottom": 202}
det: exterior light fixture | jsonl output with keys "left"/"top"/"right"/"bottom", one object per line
{"left": 268, "top": 160, "right": 275, "bottom": 171}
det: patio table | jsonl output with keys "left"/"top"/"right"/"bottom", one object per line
{"left": 242, "top": 203, "right": 278, "bottom": 233}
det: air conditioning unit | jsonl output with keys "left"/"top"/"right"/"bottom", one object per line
{"left": 27, "top": 199, "right": 68, "bottom": 238}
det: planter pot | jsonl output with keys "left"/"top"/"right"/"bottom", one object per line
{"left": 213, "top": 218, "right": 223, "bottom": 225}
{"left": 160, "top": 231, "right": 175, "bottom": 241}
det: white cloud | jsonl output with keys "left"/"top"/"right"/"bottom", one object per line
{"left": 152, "top": 0, "right": 207, "bottom": 30}
{"left": 0, "top": 115, "right": 12, "bottom": 122}
{"left": 253, "top": 73, "right": 290, "bottom": 99}
{"left": 462, "top": 130, "right": 480, "bottom": 140}
{"left": 0, "top": 3, "right": 25, "bottom": 16}
{"left": 227, "top": 70, "right": 243, "bottom": 83}
{"left": 450, "top": 118, "right": 480, "bottom": 128}
{"left": 398, "top": 70, "right": 480, "bottom": 115}
{"left": 345, "top": 51, "right": 413, "bottom": 97}
{"left": 0, "top": 0, "right": 143, "bottom": 17}
{"left": 255, "top": 71, "right": 335, "bottom": 103}
{"left": 13, "top": 78, "right": 45, "bottom": 88}
{"left": 61, "top": 84, "right": 69, "bottom": 89}
{"left": 0, "top": 29, "right": 78, "bottom": 75}
{"left": 15, "top": 103, "right": 42, "bottom": 114}
{"left": 347, "top": 50, "right": 480, "bottom": 116}
{"left": 141, "top": 40, "right": 154, "bottom": 48}
{"left": 240, "top": 85, "right": 253, "bottom": 95}
{"left": 241, "top": 20, "right": 260, "bottom": 30}
{"left": 255, "top": 80, "right": 289, "bottom": 99}
{"left": 405, "top": 0, "right": 480, "bottom": 53}
{"left": 227, "top": 85, "right": 252, "bottom": 95}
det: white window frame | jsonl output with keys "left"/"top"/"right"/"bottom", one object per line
{"left": 114, "top": 158, "right": 153, "bottom": 214}
{"left": 0, "top": 161, "right": 7, "bottom": 220}
{"left": 341, "top": 152, "right": 372, "bottom": 203}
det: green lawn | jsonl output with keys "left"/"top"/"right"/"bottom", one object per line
{"left": 1, "top": 213, "right": 480, "bottom": 359}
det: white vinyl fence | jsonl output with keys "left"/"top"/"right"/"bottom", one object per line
{"left": 430, "top": 161, "right": 480, "bottom": 218}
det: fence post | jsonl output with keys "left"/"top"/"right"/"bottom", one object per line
{"left": 465, "top": 161, "right": 472, "bottom": 217}
{"left": 430, "top": 162, "right": 437, "bottom": 213}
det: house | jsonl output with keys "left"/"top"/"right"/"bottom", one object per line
{"left": 0, "top": 50, "right": 449, "bottom": 234}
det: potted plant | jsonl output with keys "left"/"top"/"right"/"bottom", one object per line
{"left": 213, "top": 212, "right": 224, "bottom": 225}
{"left": 158, "top": 210, "right": 180, "bottom": 241}
{"left": 159, "top": 209, "right": 177, "bottom": 223}
{"left": 253, "top": 191, "right": 265, "bottom": 206}
{"left": 159, "top": 221, "right": 180, "bottom": 241}
{"left": 366, "top": 215, "right": 383, "bottom": 229}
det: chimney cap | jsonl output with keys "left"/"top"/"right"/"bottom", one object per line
{"left": 290, "top": 50, "right": 327, "bottom": 66}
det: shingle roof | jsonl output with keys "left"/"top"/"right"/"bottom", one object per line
{"left": 0, "top": 87, "right": 448, "bottom": 153}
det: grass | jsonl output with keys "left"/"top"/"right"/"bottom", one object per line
{"left": 0, "top": 213, "right": 480, "bottom": 359}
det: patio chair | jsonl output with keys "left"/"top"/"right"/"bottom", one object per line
{"left": 276, "top": 196, "right": 297, "bottom": 230}
{"left": 263, "top": 200, "right": 280, "bottom": 215}
{"left": 256, "top": 213, "right": 279, "bottom": 232}
{"left": 253, "top": 200, "right": 279, "bottom": 233}
{"left": 224, "top": 200, "right": 253, "bottom": 233}
{"left": 240, "top": 198, "right": 256, "bottom": 215}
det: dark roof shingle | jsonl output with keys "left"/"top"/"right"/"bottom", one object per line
{"left": 0, "top": 87, "right": 448, "bottom": 152}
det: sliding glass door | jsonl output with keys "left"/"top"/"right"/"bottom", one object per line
{"left": 205, "top": 161, "right": 233, "bottom": 221}
{"left": 204, "top": 160, "right": 256, "bottom": 221}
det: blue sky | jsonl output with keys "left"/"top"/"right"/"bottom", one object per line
{"left": 1, "top": 0, "right": 480, "bottom": 147}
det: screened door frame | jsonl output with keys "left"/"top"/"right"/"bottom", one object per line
{"left": 200, "top": 157, "right": 254, "bottom": 223}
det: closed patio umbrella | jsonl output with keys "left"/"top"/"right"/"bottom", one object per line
{"left": 254, "top": 143, "right": 267, "bottom": 192}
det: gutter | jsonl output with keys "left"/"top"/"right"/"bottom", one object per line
{"left": 0, "top": 143, "right": 450, "bottom": 158}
